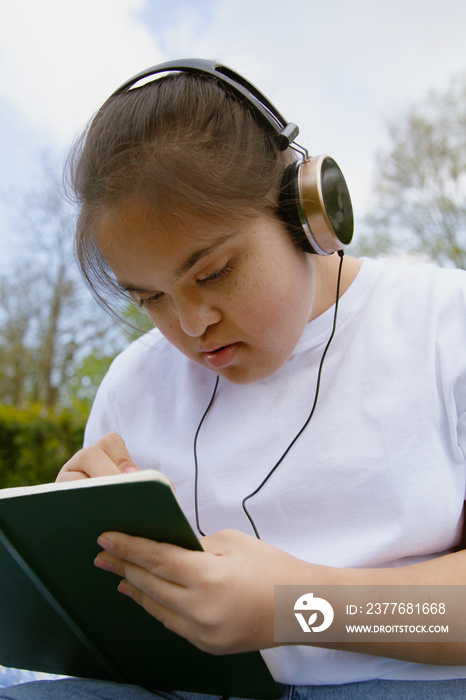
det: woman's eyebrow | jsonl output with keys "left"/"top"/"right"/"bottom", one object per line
{"left": 117, "top": 281, "right": 153, "bottom": 294}
{"left": 117, "top": 232, "right": 235, "bottom": 294}
{"left": 174, "top": 232, "right": 234, "bottom": 280}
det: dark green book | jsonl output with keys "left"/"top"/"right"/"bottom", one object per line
{"left": 0, "top": 471, "right": 279, "bottom": 699}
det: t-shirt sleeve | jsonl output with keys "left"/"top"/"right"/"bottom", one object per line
{"left": 83, "top": 363, "right": 121, "bottom": 447}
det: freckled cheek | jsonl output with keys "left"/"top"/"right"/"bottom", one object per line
{"left": 231, "top": 282, "right": 280, "bottom": 332}
{"left": 224, "top": 276, "right": 259, "bottom": 319}
{"left": 145, "top": 310, "right": 183, "bottom": 344}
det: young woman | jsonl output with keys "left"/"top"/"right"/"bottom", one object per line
{"left": 2, "top": 60, "right": 466, "bottom": 699}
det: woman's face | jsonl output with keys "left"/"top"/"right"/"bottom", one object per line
{"left": 96, "top": 198, "right": 317, "bottom": 384}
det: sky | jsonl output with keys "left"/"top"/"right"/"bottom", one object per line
{"left": 0, "top": 0, "right": 465, "bottom": 261}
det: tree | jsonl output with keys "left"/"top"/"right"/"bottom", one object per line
{"left": 0, "top": 268, "right": 44, "bottom": 406}
{"left": 0, "top": 164, "right": 125, "bottom": 410}
{"left": 355, "top": 74, "right": 466, "bottom": 268}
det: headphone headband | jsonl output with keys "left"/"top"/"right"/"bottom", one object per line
{"left": 108, "top": 58, "right": 353, "bottom": 254}
{"left": 110, "top": 58, "right": 300, "bottom": 151}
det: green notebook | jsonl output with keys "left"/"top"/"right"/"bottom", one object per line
{"left": 0, "top": 471, "right": 279, "bottom": 699}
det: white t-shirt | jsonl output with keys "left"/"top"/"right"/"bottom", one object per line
{"left": 85, "top": 257, "right": 466, "bottom": 685}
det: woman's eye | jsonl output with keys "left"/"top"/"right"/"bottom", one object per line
{"left": 198, "top": 262, "right": 233, "bottom": 286}
{"left": 137, "top": 292, "right": 164, "bottom": 308}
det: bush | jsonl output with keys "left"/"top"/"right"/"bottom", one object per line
{"left": 0, "top": 404, "right": 87, "bottom": 488}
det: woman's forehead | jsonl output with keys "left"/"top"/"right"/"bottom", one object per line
{"left": 97, "top": 195, "right": 252, "bottom": 246}
{"left": 94, "top": 196, "right": 257, "bottom": 281}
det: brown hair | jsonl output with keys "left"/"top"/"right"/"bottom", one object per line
{"left": 66, "top": 72, "right": 292, "bottom": 315}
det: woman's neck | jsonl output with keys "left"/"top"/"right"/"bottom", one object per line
{"left": 310, "top": 254, "right": 362, "bottom": 321}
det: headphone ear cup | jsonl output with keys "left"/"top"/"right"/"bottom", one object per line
{"left": 279, "top": 155, "right": 354, "bottom": 255}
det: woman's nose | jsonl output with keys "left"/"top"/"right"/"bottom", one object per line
{"left": 177, "top": 299, "right": 222, "bottom": 337}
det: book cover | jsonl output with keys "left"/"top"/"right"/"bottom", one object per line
{"left": 0, "top": 471, "right": 279, "bottom": 699}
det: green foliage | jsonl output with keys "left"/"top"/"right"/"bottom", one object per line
{"left": 63, "top": 351, "right": 117, "bottom": 413}
{"left": 61, "top": 305, "right": 153, "bottom": 412}
{"left": 123, "top": 303, "right": 154, "bottom": 341}
{"left": 0, "top": 403, "right": 87, "bottom": 488}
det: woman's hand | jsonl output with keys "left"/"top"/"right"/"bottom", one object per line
{"left": 56, "top": 433, "right": 139, "bottom": 482}
{"left": 94, "top": 528, "right": 307, "bottom": 655}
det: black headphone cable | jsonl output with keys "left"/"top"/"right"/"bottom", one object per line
{"left": 194, "top": 250, "right": 345, "bottom": 539}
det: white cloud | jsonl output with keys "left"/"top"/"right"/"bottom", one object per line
{"left": 0, "top": 0, "right": 165, "bottom": 144}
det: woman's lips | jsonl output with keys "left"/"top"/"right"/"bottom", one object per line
{"left": 202, "top": 343, "right": 238, "bottom": 369}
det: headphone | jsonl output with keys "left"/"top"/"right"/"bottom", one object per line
{"left": 110, "top": 58, "right": 353, "bottom": 256}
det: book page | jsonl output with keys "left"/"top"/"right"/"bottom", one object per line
{"left": 0, "top": 469, "right": 173, "bottom": 500}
